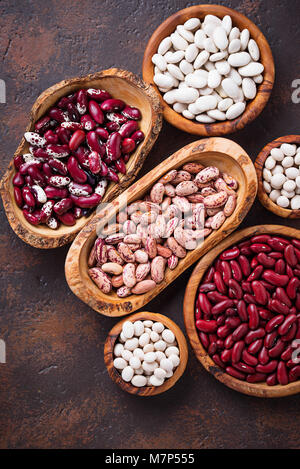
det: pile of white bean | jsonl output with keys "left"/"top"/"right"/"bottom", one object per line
{"left": 113, "top": 319, "right": 180, "bottom": 387}
{"left": 152, "top": 14, "right": 264, "bottom": 123}
{"left": 262, "top": 143, "right": 300, "bottom": 210}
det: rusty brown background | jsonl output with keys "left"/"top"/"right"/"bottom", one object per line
{"left": 0, "top": 0, "right": 300, "bottom": 449}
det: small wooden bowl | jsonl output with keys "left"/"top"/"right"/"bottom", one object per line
{"left": 255, "top": 135, "right": 300, "bottom": 219}
{"left": 65, "top": 137, "right": 257, "bottom": 317}
{"left": 183, "top": 224, "right": 300, "bottom": 398}
{"left": 0, "top": 68, "right": 162, "bottom": 249}
{"left": 104, "top": 311, "right": 188, "bottom": 396}
{"left": 142, "top": 4, "right": 275, "bottom": 136}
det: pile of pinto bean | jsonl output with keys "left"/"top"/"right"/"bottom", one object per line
{"left": 88, "top": 161, "right": 239, "bottom": 297}
{"left": 196, "top": 234, "right": 300, "bottom": 385}
{"left": 12, "top": 88, "right": 144, "bottom": 228}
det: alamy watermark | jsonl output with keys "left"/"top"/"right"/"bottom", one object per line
{"left": 0, "top": 339, "right": 6, "bottom": 363}
{"left": 0, "top": 79, "right": 6, "bottom": 103}
{"left": 291, "top": 79, "right": 300, "bottom": 104}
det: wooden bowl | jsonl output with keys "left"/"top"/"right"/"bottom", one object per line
{"left": 104, "top": 311, "right": 188, "bottom": 396}
{"left": 65, "top": 137, "right": 257, "bottom": 316}
{"left": 142, "top": 4, "right": 275, "bottom": 136}
{"left": 183, "top": 224, "right": 300, "bottom": 398}
{"left": 0, "top": 68, "right": 162, "bottom": 249}
{"left": 255, "top": 135, "right": 300, "bottom": 219}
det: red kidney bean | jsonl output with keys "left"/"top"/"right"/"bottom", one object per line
{"left": 57, "top": 211, "right": 76, "bottom": 226}
{"left": 67, "top": 156, "right": 87, "bottom": 184}
{"left": 286, "top": 264, "right": 294, "bottom": 278}
{"left": 228, "top": 278, "right": 243, "bottom": 300}
{"left": 251, "top": 257, "right": 259, "bottom": 269}
{"left": 247, "top": 373, "right": 266, "bottom": 383}
{"left": 241, "top": 281, "right": 252, "bottom": 293}
{"left": 23, "top": 209, "right": 40, "bottom": 225}
{"left": 269, "top": 251, "right": 283, "bottom": 259}
{"left": 232, "top": 341, "right": 245, "bottom": 363}
{"left": 207, "top": 291, "right": 228, "bottom": 303}
{"left": 275, "top": 287, "right": 292, "bottom": 307}
{"left": 286, "top": 277, "right": 299, "bottom": 300}
{"left": 219, "top": 247, "right": 240, "bottom": 261}
{"left": 269, "top": 299, "right": 289, "bottom": 315}
{"left": 278, "top": 314, "right": 297, "bottom": 336}
{"left": 114, "top": 159, "right": 126, "bottom": 176}
{"left": 233, "top": 362, "right": 255, "bottom": 374}
{"left": 35, "top": 115, "right": 51, "bottom": 133}
{"left": 250, "top": 243, "right": 271, "bottom": 254}
{"left": 224, "top": 333, "right": 234, "bottom": 349}
{"left": 14, "top": 187, "right": 23, "bottom": 207}
{"left": 48, "top": 107, "right": 66, "bottom": 123}
{"left": 281, "top": 345, "right": 293, "bottom": 361}
{"left": 226, "top": 366, "right": 245, "bottom": 380}
{"left": 13, "top": 172, "right": 25, "bottom": 187}
{"left": 251, "top": 235, "right": 271, "bottom": 243}
{"left": 282, "top": 322, "right": 297, "bottom": 342}
{"left": 53, "top": 198, "right": 73, "bottom": 215}
{"left": 248, "top": 304, "right": 259, "bottom": 330}
{"left": 131, "top": 130, "right": 145, "bottom": 144}
{"left": 238, "top": 255, "right": 251, "bottom": 277}
{"left": 236, "top": 300, "right": 248, "bottom": 322}
{"left": 226, "top": 308, "right": 237, "bottom": 317}
{"left": 267, "top": 238, "right": 286, "bottom": 251}
{"left": 56, "top": 126, "right": 71, "bottom": 144}
{"left": 251, "top": 280, "right": 268, "bottom": 305}
{"left": 289, "top": 366, "right": 300, "bottom": 382}
{"left": 260, "top": 280, "right": 275, "bottom": 292}
{"left": 106, "top": 167, "right": 119, "bottom": 183}
{"left": 208, "top": 342, "right": 217, "bottom": 355}
{"left": 216, "top": 339, "right": 224, "bottom": 349}
{"left": 247, "top": 265, "right": 263, "bottom": 282}
{"left": 258, "top": 346, "right": 269, "bottom": 365}
{"left": 198, "top": 293, "right": 212, "bottom": 316}
{"left": 264, "top": 331, "right": 278, "bottom": 349}
{"left": 225, "top": 317, "right": 241, "bottom": 329}
{"left": 284, "top": 245, "right": 298, "bottom": 267}
{"left": 262, "top": 270, "right": 289, "bottom": 287}
{"left": 265, "top": 314, "right": 284, "bottom": 333}
{"left": 230, "top": 260, "right": 243, "bottom": 281}
{"left": 22, "top": 187, "right": 35, "bottom": 207}
{"left": 14, "top": 154, "right": 24, "bottom": 170}
{"left": 121, "top": 138, "right": 136, "bottom": 154}
{"left": 275, "top": 259, "right": 286, "bottom": 274}
{"left": 27, "top": 165, "right": 46, "bottom": 185}
{"left": 66, "top": 102, "right": 80, "bottom": 122}
{"left": 221, "top": 349, "right": 232, "bottom": 362}
{"left": 256, "top": 360, "right": 278, "bottom": 374}
{"left": 258, "top": 307, "right": 273, "bottom": 321}
{"left": 44, "top": 129, "right": 59, "bottom": 144}
{"left": 196, "top": 319, "right": 217, "bottom": 333}
{"left": 244, "top": 293, "right": 257, "bottom": 305}
{"left": 213, "top": 271, "right": 227, "bottom": 295}
{"left": 212, "top": 353, "right": 226, "bottom": 369}
{"left": 268, "top": 338, "right": 285, "bottom": 358}
{"left": 44, "top": 186, "right": 68, "bottom": 199}
{"left": 86, "top": 131, "right": 103, "bottom": 154}
{"left": 242, "top": 349, "right": 258, "bottom": 366}
{"left": 245, "top": 328, "right": 265, "bottom": 345}
{"left": 199, "top": 332, "right": 210, "bottom": 349}
{"left": 203, "top": 266, "right": 215, "bottom": 283}
{"left": 101, "top": 98, "right": 125, "bottom": 112}
{"left": 106, "top": 132, "right": 122, "bottom": 162}
{"left": 69, "top": 129, "right": 86, "bottom": 151}
{"left": 95, "top": 127, "right": 109, "bottom": 141}
{"left": 119, "top": 120, "right": 139, "bottom": 138}
{"left": 266, "top": 372, "right": 277, "bottom": 386}
{"left": 211, "top": 300, "right": 234, "bottom": 316}
{"left": 199, "top": 283, "right": 216, "bottom": 293}
{"left": 232, "top": 323, "right": 249, "bottom": 342}
{"left": 88, "top": 100, "right": 104, "bottom": 124}
{"left": 277, "top": 361, "right": 288, "bottom": 385}
{"left": 256, "top": 252, "right": 276, "bottom": 268}
{"left": 70, "top": 193, "right": 101, "bottom": 208}
{"left": 217, "top": 324, "right": 231, "bottom": 339}
{"left": 247, "top": 339, "right": 263, "bottom": 354}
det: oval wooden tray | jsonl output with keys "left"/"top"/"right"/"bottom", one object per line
{"left": 65, "top": 137, "right": 257, "bottom": 316}
{"left": 255, "top": 135, "right": 300, "bottom": 219}
{"left": 183, "top": 224, "right": 300, "bottom": 398}
{"left": 0, "top": 68, "right": 162, "bottom": 249}
{"left": 142, "top": 4, "right": 275, "bottom": 136}
{"left": 104, "top": 311, "right": 188, "bottom": 396}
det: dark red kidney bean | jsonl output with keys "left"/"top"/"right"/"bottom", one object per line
{"left": 232, "top": 341, "right": 245, "bottom": 363}
{"left": 213, "top": 271, "right": 227, "bottom": 294}
{"left": 88, "top": 151, "right": 101, "bottom": 174}
{"left": 238, "top": 255, "right": 251, "bottom": 277}
{"left": 57, "top": 96, "right": 72, "bottom": 109}
{"left": 267, "top": 238, "right": 286, "bottom": 251}
{"left": 70, "top": 193, "right": 102, "bottom": 208}
{"left": 286, "top": 359, "right": 296, "bottom": 368}
{"left": 294, "top": 269, "right": 300, "bottom": 278}
{"left": 275, "top": 287, "right": 292, "bottom": 307}
{"left": 245, "top": 328, "right": 265, "bottom": 345}
{"left": 230, "top": 260, "right": 243, "bottom": 281}
{"left": 240, "top": 246, "right": 252, "bottom": 256}
{"left": 131, "top": 130, "right": 145, "bottom": 144}
{"left": 247, "top": 265, "right": 263, "bottom": 282}
{"left": 244, "top": 293, "right": 257, "bottom": 305}
{"left": 199, "top": 283, "right": 216, "bottom": 293}
{"left": 76, "top": 89, "right": 88, "bottom": 115}
{"left": 258, "top": 307, "right": 273, "bottom": 321}
{"left": 238, "top": 240, "right": 251, "bottom": 249}
{"left": 122, "top": 105, "right": 141, "bottom": 120}
{"left": 237, "top": 300, "right": 248, "bottom": 322}
{"left": 25, "top": 175, "right": 34, "bottom": 187}
{"left": 202, "top": 266, "right": 215, "bottom": 284}
{"left": 251, "top": 280, "right": 268, "bottom": 305}
{"left": 101, "top": 98, "right": 125, "bottom": 112}
{"left": 221, "top": 349, "right": 232, "bottom": 362}
{"left": 225, "top": 308, "right": 236, "bottom": 316}
{"left": 262, "top": 270, "right": 289, "bottom": 287}
{"left": 213, "top": 353, "right": 226, "bottom": 369}
{"left": 224, "top": 333, "right": 234, "bottom": 349}
{"left": 286, "top": 264, "right": 294, "bottom": 278}
{"left": 88, "top": 100, "right": 104, "bottom": 124}
{"left": 19, "top": 161, "right": 43, "bottom": 175}
{"left": 251, "top": 257, "right": 259, "bottom": 269}
{"left": 14, "top": 154, "right": 24, "bottom": 170}
{"left": 242, "top": 349, "right": 258, "bottom": 366}
{"left": 27, "top": 165, "right": 45, "bottom": 185}
{"left": 296, "top": 293, "right": 300, "bottom": 310}
{"left": 67, "top": 156, "right": 87, "bottom": 184}
{"left": 69, "top": 129, "right": 86, "bottom": 151}
{"left": 282, "top": 322, "right": 297, "bottom": 342}
{"left": 57, "top": 211, "right": 76, "bottom": 226}
{"left": 268, "top": 338, "right": 286, "bottom": 358}
{"left": 232, "top": 323, "right": 249, "bottom": 342}
{"left": 250, "top": 243, "right": 271, "bottom": 253}
{"left": 35, "top": 115, "right": 51, "bottom": 133}
{"left": 22, "top": 187, "right": 35, "bottom": 207}
{"left": 256, "top": 252, "right": 276, "bottom": 268}
{"left": 281, "top": 345, "right": 293, "bottom": 361}
{"left": 260, "top": 280, "right": 275, "bottom": 291}
{"left": 219, "top": 247, "right": 240, "bottom": 261}
{"left": 198, "top": 293, "right": 212, "bottom": 316}
{"left": 251, "top": 235, "right": 271, "bottom": 243}
{"left": 208, "top": 342, "right": 217, "bottom": 355}
{"left": 106, "top": 167, "right": 119, "bottom": 183}
{"left": 211, "top": 300, "right": 234, "bottom": 316}
{"left": 233, "top": 362, "right": 255, "bottom": 374}
{"left": 265, "top": 314, "right": 284, "bottom": 333}
{"left": 44, "top": 186, "right": 68, "bottom": 199}
{"left": 289, "top": 366, "right": 300, "bottom": 382}
{"left": 13, "top": 172, "right": 25, "bottom": 187}
{"left": 241, "top": 281, "right": 252, "bottom": 293}
{"left": 248, "top": 339, "right": 263, "bottom": 354}
{"left": 48, "top": 107, "right": 66, "bottom": 123}
{"left": 199, "top": 332, "right": 210, "bottom": 349}
{"left": 14, "top": 187, "right": 23, "bottom": 207}
{"left": 269, "top": 299, "right": 289, "bottom": 315}
{"left": 228, "top": 279, "right": 243, "bottom": 300}
{"left": 258, "top": 346, "right": 269, "bottom": 365}
{"left": 216, "top": 339, "right": 224, "bottom": 349}
{"left": 217, "top": 324, "right": 231, "bottom": 338}
{"left": 275, "top": 259, "right": 286, "bottom": 274}
{"left": 100, "top": 160, "right": 109, "bottom": 177}
{"left": 23, "top": 209, "right": 40, "bottom": 225}
{"left": 277, "top": 361, "right": 289, "bottom": 385}
{"left": 286, "top": 277, "right": 300, "bottom": 300}
{"left": 196, "top": 319, "right": 217, "bottom": 333}
{"left": 269, "top": 251, "right": 283, "bottom": 259}
{"left": 209, "top": 334, "right": 217, "bottom": 344}
{"left": 95, "top": 127, "right": 109, "bottom": 141}
{"left": 256, "top": 360, "right": 278, "bottom": 374}
{"left": 53, "top": 198, "right": 73, "bottom": 215}
{"left": 292, "top": 239, "right": 300, "bottom": 249}
{"left": 278, "top": 314, "right": 297, "bottom": 336}
{"left": 114, "top": 158, "right": 127, "bottom": 175}
{"left": 248, "top": 304, "right": 259, "bottom": 330}
{"left": 266, "top": 372, "right": 277, "bottom": 386}
{"left": 56, "top": 126, "right": 71, "bottom": 144}
{"left": 119, "top": 120, "right": 139, "bottom": 138}
{"left": 44, "top": 129, "right": 59, "bottom": 144}
{"left": 264, "top": 331, "right": 278, "bottom": 349}
{"left": 207, "top": 291, "right": 228, "bottom": 303}
{"left": 247, "top": 373, "right": 267, "bottom": 383}
{"left": 226, "top": 366, "right": 245, "bottom": 380}
{"left": 121, "top": 138, "right": 136, "bottom": 154}
{"left": 225, "top": 317, "right": 241, "bottom": 329}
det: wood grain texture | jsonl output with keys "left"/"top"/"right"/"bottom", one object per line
{"left": 142, "top": 4, "right": 275, "bottom": 136}
{"left": 0, "top": 68, "right": 162, "bottom": 249}
{"left": 255, "top": 135, "right": 300, "bottom": 219}
{"left": 65, "top": 137, "right": 257, "bottom": 317}
{"left": 104, "top": 311, "right": 188, "bottom": 396}
{"left": 183, "top": 224, "right": 300, "bottom": 398}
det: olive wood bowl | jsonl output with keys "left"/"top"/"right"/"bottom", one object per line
{"left": 142, "top": 4, "right": 275, "bottom": 136}
{"left": 65, "top": 137, "right": 257, "bottom": 316}
{"left": 255, "top": 135, "right": 300, "bottom": 219}
{"left": 183, "top": 224, "right": 300, "bottom": 398}
{"left": 104, "top": 311, "right": 188, "bottom": 396}
{"left": 0, "top": 68, "right": 162, "bottom": 249}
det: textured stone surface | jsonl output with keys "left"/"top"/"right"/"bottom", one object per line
{"left": 0, "top": 0, "right": 300, "bottom": 449}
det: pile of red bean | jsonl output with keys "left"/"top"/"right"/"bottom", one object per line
{"left": 195, "top": 234, "right": 300, "bottom": 385}
{"left": 12, "top": 88, "right": 144, "bottom": 228}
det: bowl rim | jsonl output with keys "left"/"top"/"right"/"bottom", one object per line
{"left": 255, "top": 135, "right": 300, "bottom": 219}
{"left": 0, "top": 68, "right": 162, "bottom": 249}
{"left": 183, "top": 224, "right": 300, "bottom": 398}
{"left": 142, "top": 3, "right": 275, "bottom": 136}
{"left": 104, "top": 311, "right": 188, "bottom": 396}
